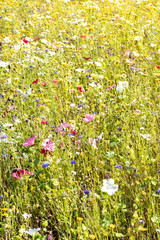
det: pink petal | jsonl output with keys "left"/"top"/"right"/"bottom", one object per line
{"left": 23, "top": 136, "right": 37, "bottom": 147}
{"left": 12, "top": 173, "right": 20, "bottom": 179}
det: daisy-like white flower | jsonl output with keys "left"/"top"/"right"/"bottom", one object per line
{"left": 0, "top": 61, "right": 9, "bottom": 68}
{"left": 139, "top": 134, "right": 151, "bottom": 140}
{"left": 22, "top": 213, "right": 32, "bottom": 219}
{"left": 24, "top": 228, "right": 40, "bottom": 236}
{"left": 101, "top": 178, "right": 118, "bottom": 195}
{"left": 116, "top": 81, "right": 129, "bottom": 93}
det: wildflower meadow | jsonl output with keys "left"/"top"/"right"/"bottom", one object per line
{"left": 0, "top": 0, "right": 160, "bottom": 239}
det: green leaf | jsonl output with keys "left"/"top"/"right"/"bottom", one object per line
{"left": 34, "top": 158, "right": 40, "bottom": 166}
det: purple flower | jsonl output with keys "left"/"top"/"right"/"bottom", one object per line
{"left": 70, "top": 160, "right": 76, "bottom": 164}
{"left": 135, "top": 174, "right": 140, "bottom": 177}
{"left": 1, "top": 133, "right": 7, "bottom": 139}
{"left": 156, "top": 189, "right": 160, "bottom": 193}
{"left": 139, "top": 219, "right": 145, "bottom": 224}
{"left": 47, "top": 235, "right": 53, "bottom": 240}
{"left": 0, "top": 195, "right": 2, "bottom": 199}
{"left": 42, "top": 163, "right": 49, "bottom": 168}
{"left": 78, "top": 104, "right": 84, "bottom": 108}
{"left": 104, "top": 174, "right": 110, "bottom": 179}
{"left": 84, "top": 190, "right": 90, "bottom": 195}
{"left": 115, "top": 165, "right": 122, "bottom": 169}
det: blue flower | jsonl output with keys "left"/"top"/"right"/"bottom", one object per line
{"left": 0, "top": 195, "right": 2, "bottom": 199}
{"left": 42, "top": 163, "right": 49, "bottom": 168}
{"left": 84, "top": 190, "right": 90, "bottom": 195}
{"left": 78, "top": 104, "right": 84, "bottom": 108}
{"left": 156, "top": 189, "right": 160, "bottom": 193}
{"left": 135, "top": 174, "right": 140, "bottom": 177}
{"left": 70, "top": 160, "right": 76, "bottom": 164}
{"left": 115, "top": 165, "right": 122, "bottom": 169}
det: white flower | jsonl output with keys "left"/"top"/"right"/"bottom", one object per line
{"left": 75, "top": 68, "right": 85, "bottom": 72}
{"left": 4, "top": 78, "right": 12, "bottom": 84}
{"left": 70, "top": 103, "right": 76, "bottom": 107}
{"left": 24, "top": 228, "right": 40, "bottom": 236}
{"left": 139, "top": 134, "right": 151, "bottom": 140}
{"left": 156, "top": 229, "right": 160, "bottom": 233}
{"left": 96, "top": 132, "right": 104, "bottom": 140}
{"left": 0, "top": 61, "right": 9, "bottom": 68}
{"left": 89, "top": 82, "right": 97, "bottom": 87}
{"left": 132, "top": 51, "right": 139, "bottom": 57}
{"left": 3, "top": 37, "right": 11, "bottom": 43}
{"left": 101, "top": 178, "right": 118, "bottom": 195}
{"left": 94, "top": 61, "right": 102, "bottom": 67}
{"left": 24, "top": 88, "right": 32, "bottom": 97}
{"left": 22, "top": 213, "right": 32, "bottom": 219}
{"left": 150, "top": 43, "right": 157, "bottom": 48}
{"left": 116, "top": 81, "right": 129, "bottom": 93}
{"left": 134, "top": 36, "right": 143, "bottom": 41}
{"left": 41, "top": 39, "right": 48, "bottom": 44}
{"left": 88, "top": 138, "right": 97, "bottom": 148}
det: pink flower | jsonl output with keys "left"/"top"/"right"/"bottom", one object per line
{"left": 53, "top": 79, "right": 57, "bottom": 84}
{"left": 7, "top": 105, "right": 14, "bottom": 110}
{"left": 41, "top": 120, "right": 48, "bottom": 124}
{"left": 40, "top": 82, "right": 47, "bottom": 85}
{"left": 12, "top": 169, "right": 33, "bottom": 179}
{"left": 56, "top": 123, "right": 70, "bottom": 132}
{"left": 83, "top": 114, "right": 95, "bottom": 122}
{"left": 23, "top": 136, "right": 37, "bottom": 147}
{"left": 123, "top": 50, "right": 132, "bottom": 57}
{"left": 41, "top": 139, "right": 55, "bottom": 151}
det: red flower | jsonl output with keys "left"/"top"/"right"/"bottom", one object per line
{"left": 32, "top": 79, "right": 39, "bottom": 84}
{"left": 22, "top": 38, "right": 29, "bottom": 44}
{"left": 71, "top": 129, "right": 78, "bottom": 136}
{"left": 83, "top": 57, "right": 90, "bottom": 60}
{"left": 78, "top": 86, "right": 83, "bottom": 92}
{"left": 157, "top": 65, "right": 160, "bottom": 69}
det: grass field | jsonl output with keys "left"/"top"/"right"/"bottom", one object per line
{"left": 0, "top": 0, "right": 160, "bottom": 239}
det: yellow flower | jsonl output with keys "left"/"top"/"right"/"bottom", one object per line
{"left": 110, "top": 224, "right": 115, "bottom": 229}
{"left": 114, "top": 61, "right": 120, "bottom": 66}
{"left": 138, "top": 226, "right": 147, "bottom": 231}
{"left": 89, "top": 235, "right": 96, "bottom": 239}
{"left": 1, "top": 208, "right": 8, "bottom": 211}
{"left": 1, "top": 213, "right": 7, "bottom": 217}
{"left": 76, "top": 217, "right": 83, "bottom": 222}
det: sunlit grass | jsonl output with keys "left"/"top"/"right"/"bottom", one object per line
{"left": 0, "top": 0, "right": 160, "bottom": 239}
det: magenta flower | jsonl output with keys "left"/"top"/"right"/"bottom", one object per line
{"left": 12, "top": 169, "right": 34, "bottom": 179}
{"left": 41, "top": 120, "right": 49, "bottom": 124}
{"left": 83, "top": 114, "right": 95, "bottom": 122}
{"left": 23, "top": 136, "right": 37, "bottom": 147}
{"left": 41, "top": 139, "right": 55, "bottom": 151}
